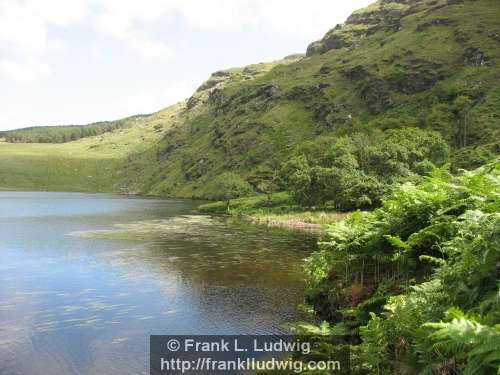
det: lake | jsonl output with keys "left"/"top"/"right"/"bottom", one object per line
{"left": 0, "top": 192, "right": 316, "bottom": 374}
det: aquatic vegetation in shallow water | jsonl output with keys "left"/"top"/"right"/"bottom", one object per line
{"left": 69, "top": 215, "right": 220, "bottom": 240}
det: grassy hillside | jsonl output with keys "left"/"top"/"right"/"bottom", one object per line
{"left": 0, "top": 57, "right": 301, "bottom": 193}
{"left": 1, "top": 2, "right": 498, "bottom": 371}
{"left": 0, "top": 0, "right": 498, "bottom": 197}
{"left": 0, "top": 104, "right": 183, "bottom": 191}
{"left": 119, "top": 0, "right": 499, "bottom": 198}
{"left": 0, "top": 115, "right": 149, "bottom": 143}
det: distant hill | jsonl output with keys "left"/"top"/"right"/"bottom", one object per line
{"left": 0, "top": 114, "right": 151, "bottom": 143}
{"left": 0, "top": 105, "right": 182, "bottom": 192}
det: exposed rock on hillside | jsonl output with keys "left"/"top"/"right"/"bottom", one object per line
{"left": 121, "top": 0, "right": 499, "bottom": 199}
{"left": 306, "top": 0, "right": 469, "bottom": 56}
{"left": 307, "top": 0, "right": 413, "bottom": 56}
{"left": 5, "top": 0, "right": 498, "bottom": 198}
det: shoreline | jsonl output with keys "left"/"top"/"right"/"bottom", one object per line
{"left": 245, "top": 214, "right": 325, "bottom": 233}
{"left": 198, "top": 193, "right": 352, "bottom": 233}
{"left": 229, "top": 210, "right": 352, "bottom": 234}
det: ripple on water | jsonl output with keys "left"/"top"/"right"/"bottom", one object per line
{"left": 0, "top": 194, "right": 316, "bottom": 375}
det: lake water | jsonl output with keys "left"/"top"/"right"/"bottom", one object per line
{"left": 0, "top": 192, "right": 316, "bottom": 375}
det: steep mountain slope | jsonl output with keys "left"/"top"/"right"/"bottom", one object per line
{"left": 1, "top": 0, "right": 498, "bottom": 196}
{"left": 0, "top": 59, "right": 294, "bottom": 192}
{"left": 119, "top": 0, "right": 499, "bottom": 198}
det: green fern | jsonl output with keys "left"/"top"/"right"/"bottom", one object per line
{"left": 424, "top": 309, "right": 500, "bottom": 374}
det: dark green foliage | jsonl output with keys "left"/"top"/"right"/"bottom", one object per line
{"left": 0, "top": 115, "right": 149, "bottom": 143}
{"left": 199, "top": 192, "right": 297, "bottom": 215}
{"left": 304, "top": 160, "right": 500, "bottom": 373}
{"left": 209, "top": 172, "right": 253, "bottom": 211}
{"left": 108, "top": 0, "right": 500, "bottom": 199}
{"left": 280, "top": 128, "right": 450, "bottom": 210}
{"left": 3, "top": 0, "right": 499, "bottom": 200}
{"left": 452, "top": 144, "right": 499, "bottom": 170}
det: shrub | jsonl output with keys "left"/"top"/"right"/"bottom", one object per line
{"left": 209, "top": 172, "right": 253, "bottom": 211}
{"left": 303, "top": 159, "right": 500, "bottom": 373}
{"left": 281, "top": 128, "right": 450, "bottom": 210}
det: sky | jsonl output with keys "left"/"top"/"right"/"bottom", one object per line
{"left": 0, "top": 0, "right": 373, "bottom": 131}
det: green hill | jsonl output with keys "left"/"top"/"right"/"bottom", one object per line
{"left": 1, "top": 0, "right": 499, "bottom": 197}
{"left": 1, "top": 2, "right": 499, "bottom": 371}
{"left": 0, "top": 115, "right": 150, "bottom": 143}
{"left": 0, "top": 105, "right": 183, "bottom": 192}
{"left": 120, "top": 0, "right": 500, "bottom": 198}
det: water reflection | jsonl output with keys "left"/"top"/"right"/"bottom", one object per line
{"left": 0, "top": 192, "right": 316, "bottom": 375}
{"left": 71, "top": 214, "right": 312, "bottom": 287}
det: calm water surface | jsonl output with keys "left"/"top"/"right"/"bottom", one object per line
{"left": 0, "top": 192, "right": 316, "bottom": 375}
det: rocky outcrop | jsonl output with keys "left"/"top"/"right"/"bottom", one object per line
{"left": 196, "top": 69, "right": 239, "bottom": 93}
{"left": 341, "top": 65, "right": 369, "bottom": 81}
{"left": 306, "top": 0, "right": 415, "bottom": 56}
{"left": 358, "top": 78, "right": 394, "bottom": 114}
{"left": 464, "top": 48, "right": 487, "bottom": 66}
{"left": 212, "top": 70, "right": 231, "bottom": 78}
{"left": 256, "top": 84, "right": 279, "bottom": 99}
{"left": 305, "top": 0, "right": 466, "bottom": 57}
{"left": 388, "top": 59, "right": 445, "bottom": 94}
{"left": 186, "top": 95, "right": 199, "bottom": 110}
{"left": 184, "top": 158, "right": 212, "bottom": 180}
{"left": 284, "top": 83, "right": 331, "bottom": 101}
{"left": 306, "top": 26, "right": 357, "bottom": 56}
{"left": 284, "top": 86, "right": 310, "bottom": 101}
{"left": 196, "top": 78, "right": 219, "bottom": 92}
{"left": 416, "top": 18, "right": 457, "bottom": 32}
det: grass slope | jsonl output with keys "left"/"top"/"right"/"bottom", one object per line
{"left": 121, "top": 0, "right": 500, "bottom": 198}
{"left": 0, "top": 104, "right": 183, "bottom": 192}
{"left": 1, "top": 0, "right": 499, "bottom": 196}
{"left": 0, "top": 114, "right": 149, "bottom": 144}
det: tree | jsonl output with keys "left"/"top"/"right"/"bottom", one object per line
{"left": 211, "top": 172, "right": 253, "bottom": 211}
{"left": 252, "top": 127, "right": 294, "bottom": 203}
{"left": 280, "top": 155, "right": 316, "bottom": 206}
{"left": 281, "top": 128, "right": 450, "bottom": 211}
{"left": 249, "top": 167, "right": 280, "bottom": 204}
{"left": 453, "top": 95, "right": 473, "bottom": 148}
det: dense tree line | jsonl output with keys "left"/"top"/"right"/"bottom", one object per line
{"left": 278, "top": 127, "right": 450, "bottom": 211}
{"left": 204, "top": 128, "right": 453, "bottom": 214}
{"left": 0, "top": 116, "right": 147, "bottom": 143}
